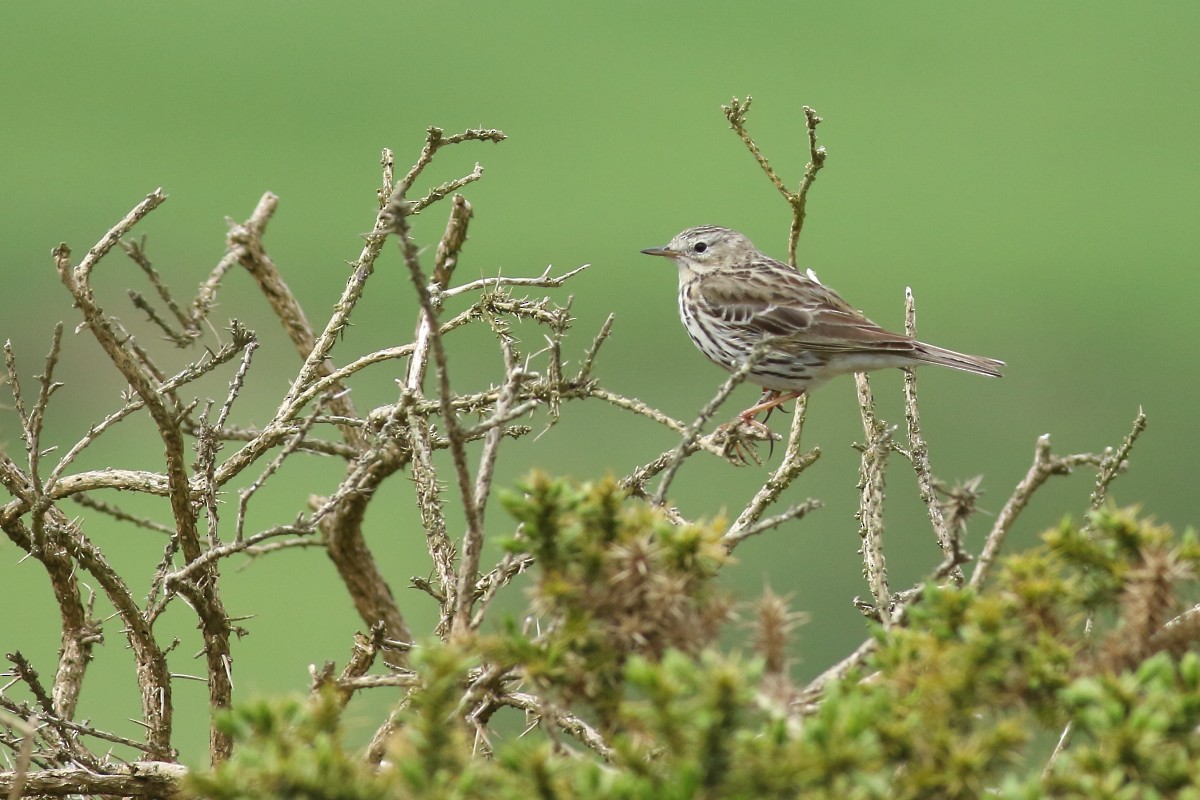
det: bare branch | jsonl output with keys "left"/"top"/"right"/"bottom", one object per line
{"left": 0, "top": 762, "right": 188, "bottom": 798}
{"left": 440, "top": 263, "right": 591, "bottom": 301}
{"left": 471, "top": 552, "right": 535, "bottom": 629}
{"left": 722, "top": 499, "right": 822, "bottom": 552}
{"left": 496, "top": 692, "right": 614, "bottom": 761}
{"left": 226, "top": 193, "right": 363, "bottom": 447}
{"left": 54, "top": 191, "right": 233, "bottom": 762}
{"left": 722, "top": 96, "right": 791, "bottom": 200}
{"left": 235, "top": 399, "right": 327, "bottom": 543}
{"left": 854, "top": 373, "right": 892, "bottom": 622}
{"left": 789, "top": 105, "right": 827, "bottom": 264}
{"left": 74, "top": 189, "right": 168, "bottom": 285}
{"left": 575, "top": 313, "right": 615, "bottom": 384}
{"left": 795, "top": 637, "right": 878, "bottom": 711}
{"left": 1089, "top": 407, "right": 1147, "bottom": 511}
{"left": 44, "top": 324, "right": 254, "bottom": 496}
{"left": 391, "top": 198, "right": 484, "bottom": 638}
{"left": 969, "top": 434, "right": 1104, "bottom": 589}
{"left": 69, "top": 493, "right": 174, "bottom": 535}
{"left": 412, "top": 163, "right": 485, "bottom": 213}
{"left": 214, "top": 326, "right": 259, "bottom": 431}
{"left": 588, "top": 388, "right": 687, "bottom": 434}
{"left": 726, "top": 396, "right": 821, "bottom": 548}
{"left": 722, "top": 97, "right": 826, "bottom": 266}
{"left": 652, "top": 340, "right": 773, "bottom": 506}
{"left": 393, "top": 126, "right": 506, "bottom": 202}
{"left": 900, "top": 288, "right": 960, "bottom": 584}
{"left": 121, "top": 236, "right": 193, "bottom": 342}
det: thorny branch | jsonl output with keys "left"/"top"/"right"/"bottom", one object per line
{"left": 792, "top": 409, "right": 1150, "bottom": 714}
{"left": 969, "top": 434, "right": 1107, "bottom": 590}
{"left": 651, "top": 339, "right": 776, "bottom": 507}
{"left": 899, "top": 287, "right": 963, "bottom": 585}
{"left": 1, "top": 120, "right": 806, "bottom": 795}
{"left": 723, "top": 96, "right": 826, "bottom": 266}
{"left": 717, "top": 99, "right": 1155, "bottom": 716}
{"left": 853, "top": 373, "right": 893, "bottom": 623}
{"left": 723, "top": 399, "right": 821, "bottom": 552}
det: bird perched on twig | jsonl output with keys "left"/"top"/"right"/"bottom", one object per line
{"left": 642, "top": 225, "right": 1003, "bottom": 427}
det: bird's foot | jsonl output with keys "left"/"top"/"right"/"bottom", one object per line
{"left": 713, "top": 416, "right": 775, "bottom": 465}
{"left": 717, "top": 391, "right": 803, "bottom": 462}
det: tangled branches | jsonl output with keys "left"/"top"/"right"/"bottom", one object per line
{"left": 0, "top": 107, "right": 1162, "bottom": 799}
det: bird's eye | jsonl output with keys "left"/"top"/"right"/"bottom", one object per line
{"left": 692, "top": 241, "right": 708, "bottom": 253}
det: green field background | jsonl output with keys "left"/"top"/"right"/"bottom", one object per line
{"left": 3, "top": 2, "right": 1197, "bottom": 763}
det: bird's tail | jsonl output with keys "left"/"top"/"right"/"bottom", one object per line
{"left": 914, "top": 341, "right": 1004, "bottom": 377}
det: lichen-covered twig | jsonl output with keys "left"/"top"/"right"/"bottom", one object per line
{"left": 496, "top": 692, "right": 614, "bottom": 761}
{"left": 854, "top": 373, "right": 892, "bottom": 621}
{"left": 391, "top": 190, "right": 481, "bottom": 636}
{"left": 1089, "top": 407, "right": 1147, "bottom": 511}
{"left": 970, "top": 433, "right": 1111, "bottom": 590}
{"left": 725, "top": 397, "right": 821, "bottom": 551}
{"left": 652, "top": 340, "right": 773, "bottom": 506}
{"left": 899, "top": 288, "right": 961, "bottom": 583}
{"left": 723, "top": 96, "right": 827, "bottom": 266}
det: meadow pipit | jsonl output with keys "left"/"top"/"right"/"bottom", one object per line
{"left": 642, "top": 226, "right": 1003, "bottom": 427}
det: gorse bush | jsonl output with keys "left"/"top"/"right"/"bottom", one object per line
{"left": 491, "top": 473, "right": 732, "bottom": 730}
{"left": 1, "top": 100, "right": 1185, "bottom": 798}
{"left": 190, "top": 498, "right": 1200, "bottom": 799}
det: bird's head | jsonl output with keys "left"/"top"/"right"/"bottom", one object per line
{"left": 641, "top": 226, "right": 757, "bottom": 277}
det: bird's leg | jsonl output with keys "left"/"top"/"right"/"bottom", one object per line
{"left": 754, "top": 389, "right": 791, "bottom": 423}
{"left": 737, "top": 390, "right": 803, "bottom": 426}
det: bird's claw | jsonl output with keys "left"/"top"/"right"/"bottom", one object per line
{"left": 713, "top": 417, "right": 777, "bottom": 465}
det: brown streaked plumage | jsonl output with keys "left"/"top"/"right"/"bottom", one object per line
{"left": 642, "top": 225, "right": 1003, "bottom": 422}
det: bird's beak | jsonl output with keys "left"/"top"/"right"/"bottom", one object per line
{"left": 640, "top": 245, "right": 679, "bottom": 258}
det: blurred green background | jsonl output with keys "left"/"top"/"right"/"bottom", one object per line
{"left": 3, "top": 2, "right": 1197, "bottom": 764}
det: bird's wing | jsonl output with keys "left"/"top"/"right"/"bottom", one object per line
{"left": 695, "top": 271, "right": 815, "bottom": 334}
{"left": 697, "top": 266, "right": 918, "bottom": 356}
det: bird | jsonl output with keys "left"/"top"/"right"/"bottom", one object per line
{"left": 641, "top": 225, "right": 1003, "bottom": 427}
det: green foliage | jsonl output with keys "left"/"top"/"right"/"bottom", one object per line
{"left": 1039, "top": 653, "right": 1200, "bottom": 798}
{"left": 385, "top": 645, "right": 481, "bottom": 794}
{"left": 187, "top": 490, "right": 1200, "bottom": 799}
{"left": 493, "top": 472, "right": 731, "bottom": 729}
{"left": 189, "top": 692, "right": 394, "bottom": 800}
